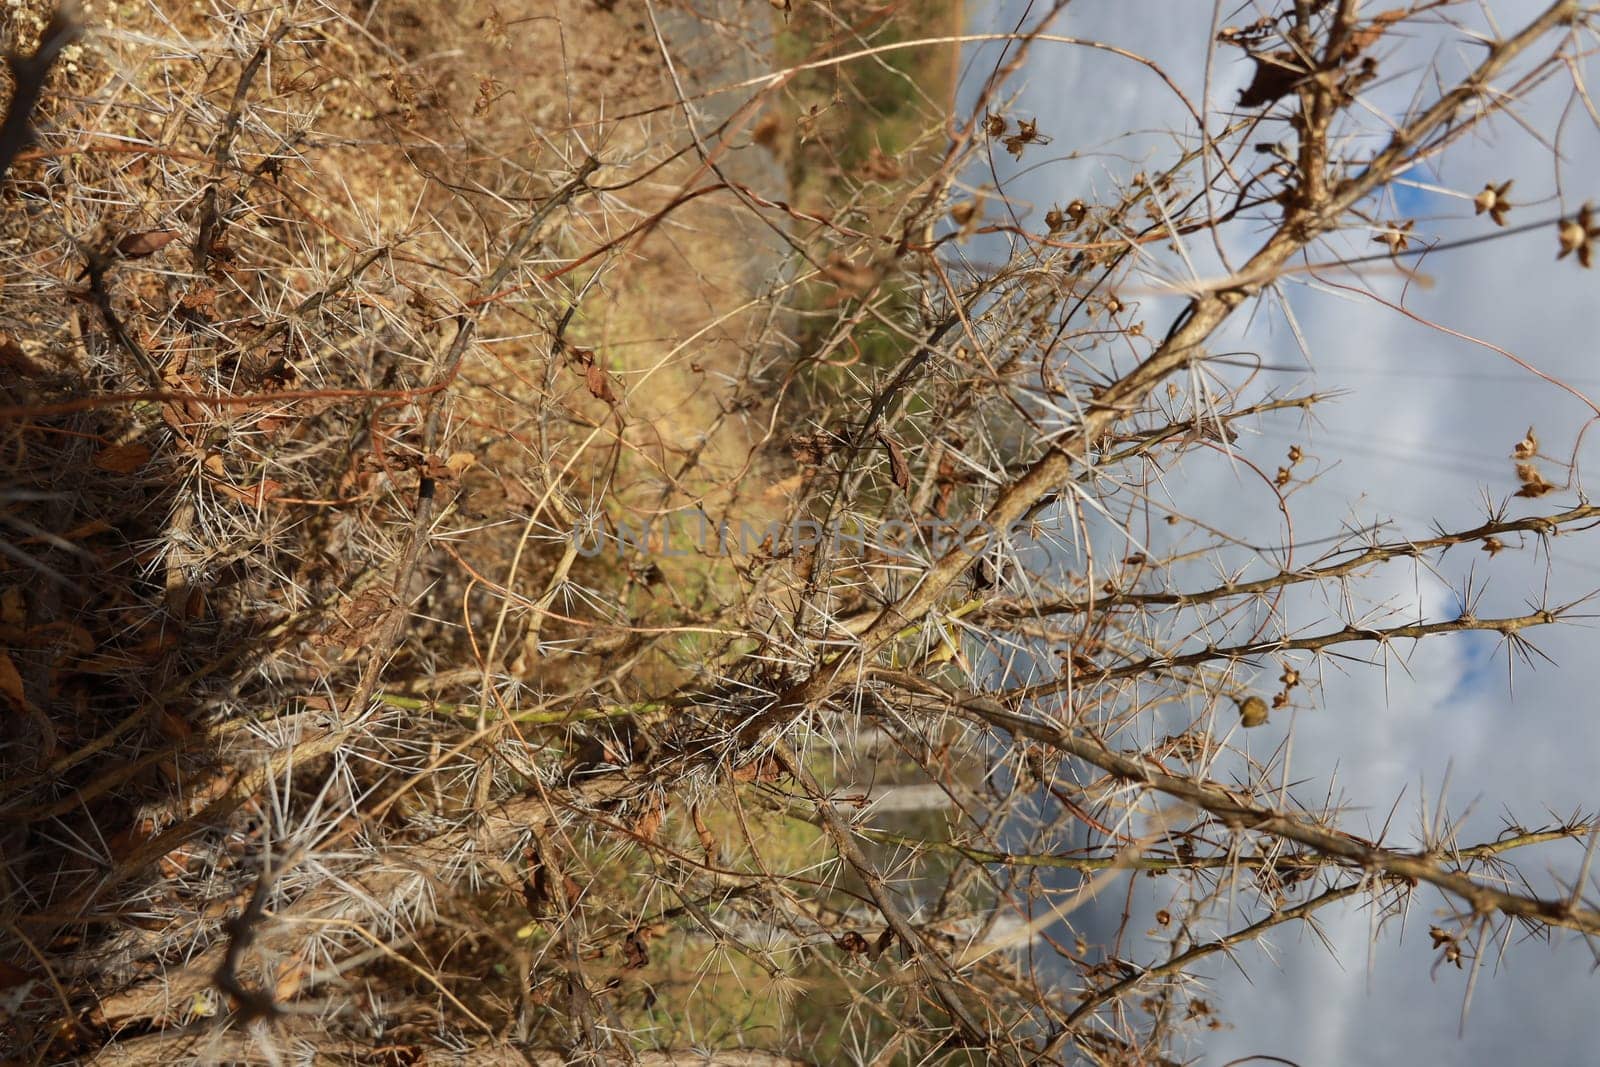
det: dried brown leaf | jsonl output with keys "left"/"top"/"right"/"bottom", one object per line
{"left": 1, "top": 587, "right": 24, "bottom": 628}
{"left": 585, "top": 361, "right": 618, "bottom": 404}
{"left": 521, "top": 849, "right": 550, "bottom": 919}
{"left": 622, "top": 928, "right": 651, "bottom": 970}
{"left": 0, "top": 652, "right": 28, "bottom": 714}
{"left": 0, "top": 959, "right": 33, "bottom": 991}
{"left": 92, "top": 442, "right": 152, "bottom": 474}
{"left": 789, "top": 431, "right": 843, "bottom": 465}
{"left": 1238, "top": 52, "right": 1304, "bottom": 107}
{"left": 117, "top": 229, "right": 180, "bottom": 258}
{"left": 731, "top": 755, "right": 783, "bottom": 783}
{"left": 880, "top": 433, "right": 910, "bottom": 491}
{"left": 835, "top": 931, "right": 870, "bottom": 955}
{"left": 633, "top": 797, "right": 665, "bottom": 843}
{"left": 155, "top": 708, "right": 193, "bottom": 742}
{"left": 180, "top": 284, "right": 218, "bottom": 311}
{"left": 211, "top": 478, "right": 285, "bottom": 505}
{"left": 751, "top": 112, "right": 783, "bottom": 151}
{"left": 1342, "top": 8, "right": 1408, "bottom": 57}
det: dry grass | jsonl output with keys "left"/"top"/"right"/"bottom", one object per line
{"left": 0, "top": 0, "right": 822, "bottom": 1059}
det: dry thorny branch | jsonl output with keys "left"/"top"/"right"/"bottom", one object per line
{"left": 2, "top": 0, "right": 1599, "bottom": 1064}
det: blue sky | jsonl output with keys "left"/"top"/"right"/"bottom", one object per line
{"left": 949, "top": 1, "right": 1600, "bottom": 1061}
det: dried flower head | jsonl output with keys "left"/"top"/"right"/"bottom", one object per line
{"left": 1473, "top": 180, "right": 1513, "bottom": 226}
{"left": 1373, "top": 218, "right": 1415, "bottom": 254}
{"left": 1558, "top": 204, "right": 1598, "bottom": 268}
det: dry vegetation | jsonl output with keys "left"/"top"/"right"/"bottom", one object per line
{"left": 3, "top": 0, "right": 1600, "bottom": 1064}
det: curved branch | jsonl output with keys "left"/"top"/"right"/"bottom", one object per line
{"left": 874, "top": 672, "right": 1600, "bottom": 939}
